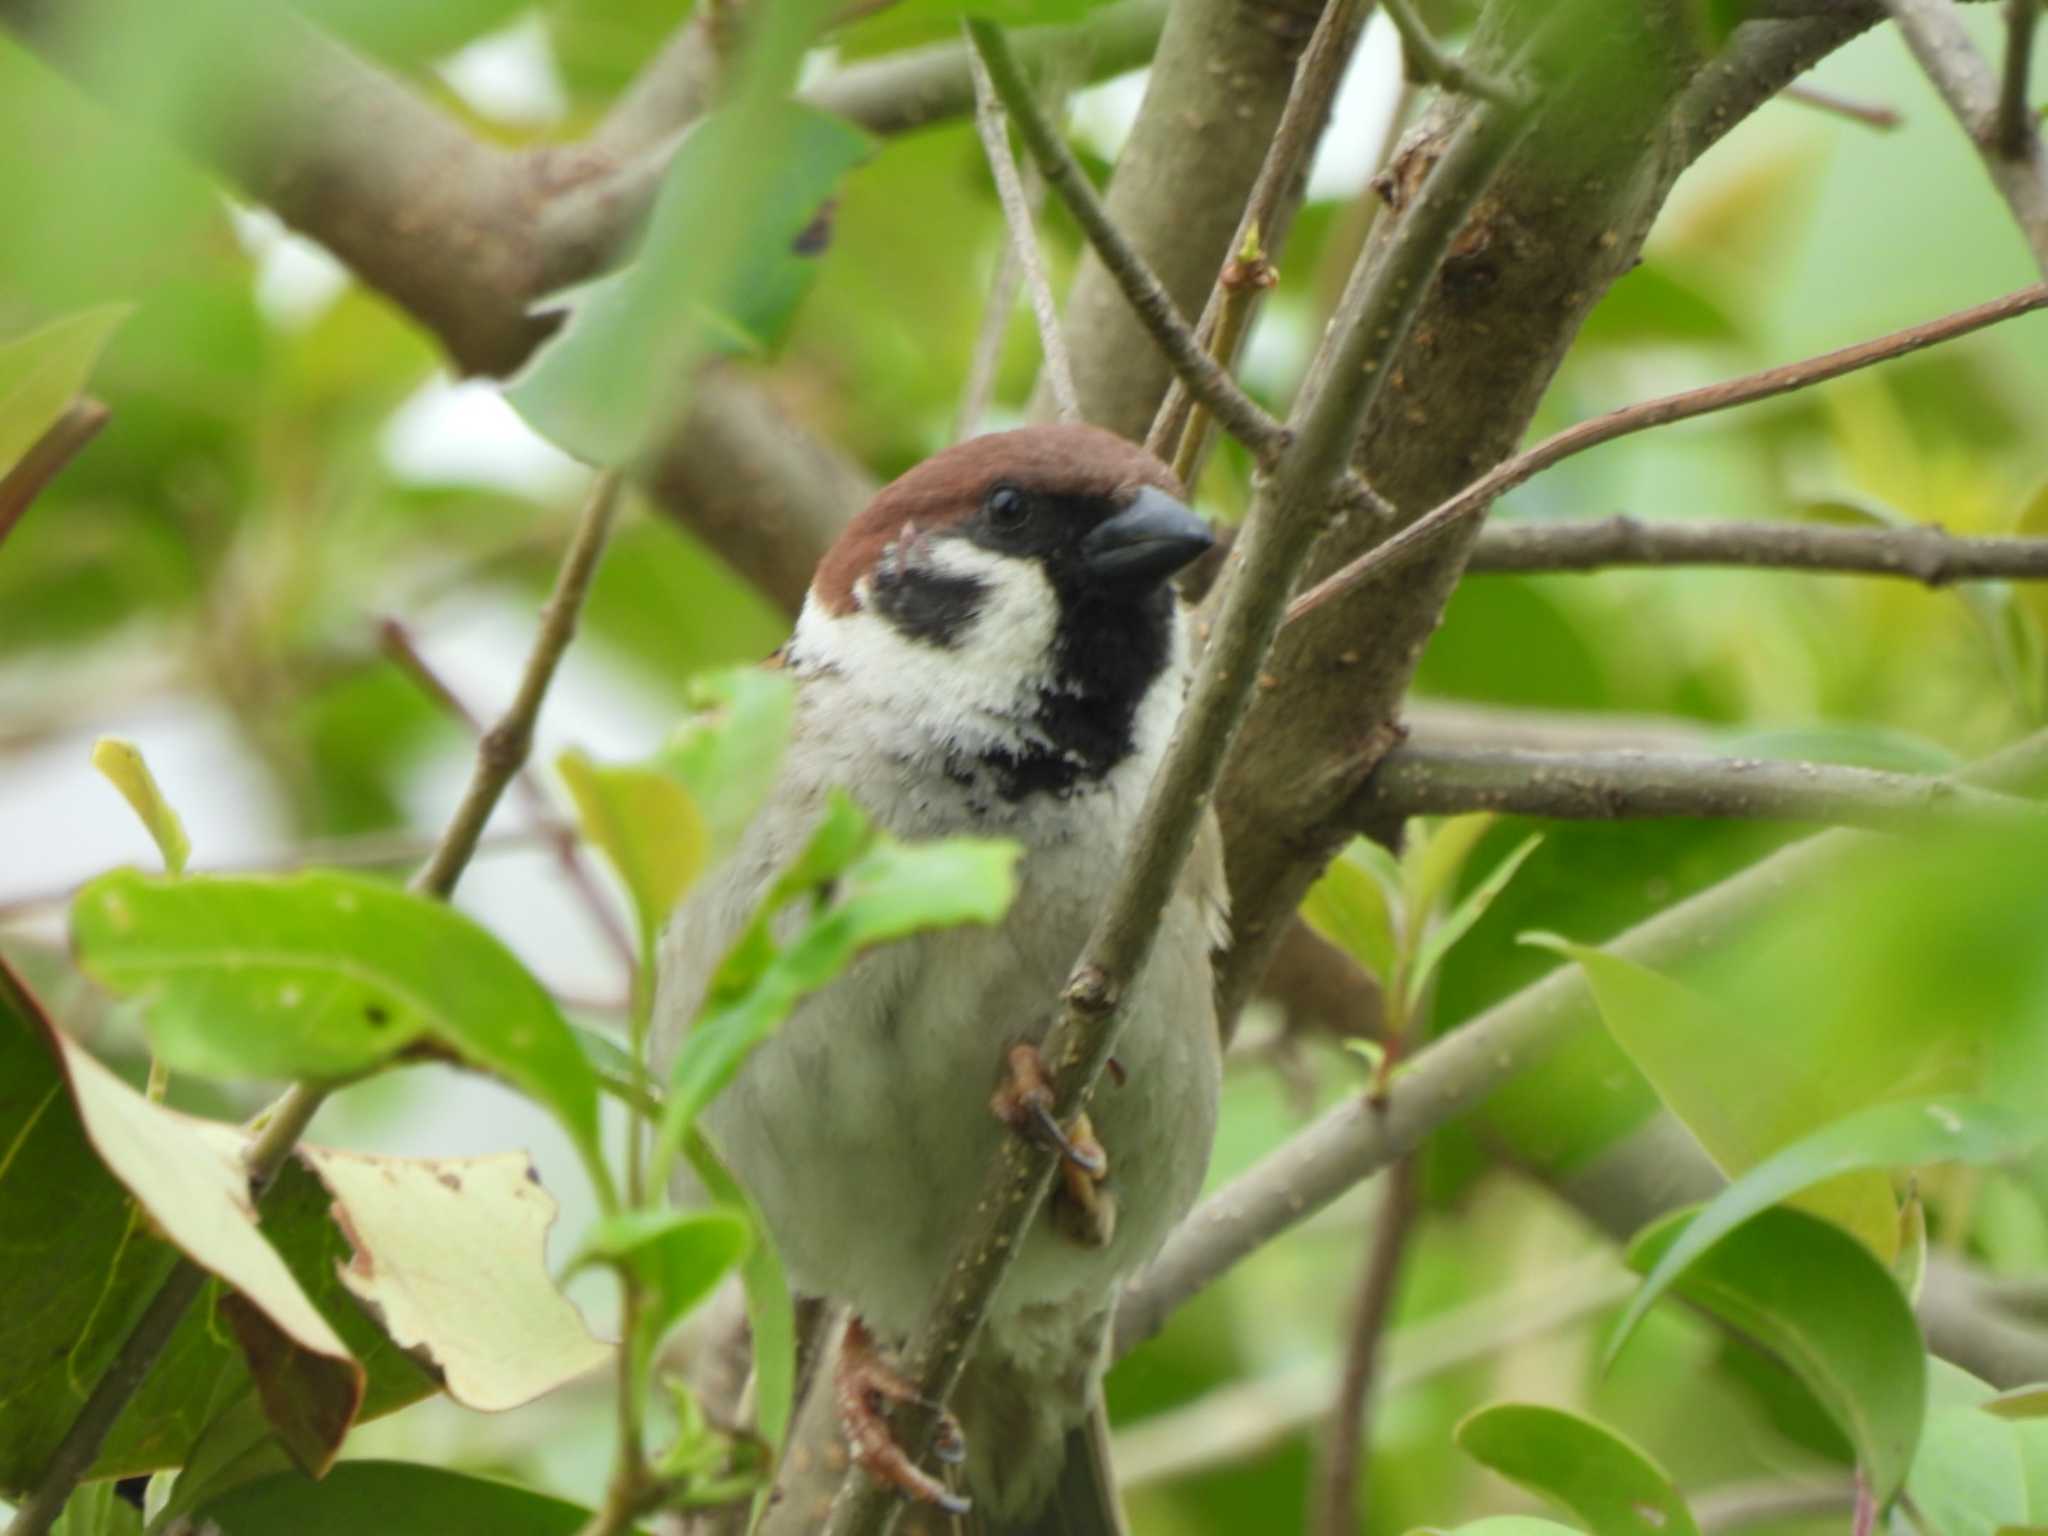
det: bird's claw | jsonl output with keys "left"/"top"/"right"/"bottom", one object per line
{"left": 835, "top": 1317, "right": 969, "bottom": 1515}
{"left": 992, "top": 1044, "right": 1117, "bottom": 1249}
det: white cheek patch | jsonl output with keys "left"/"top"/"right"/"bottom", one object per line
{"left": 786, "top": 539, "right": 1063, "bottom": 759}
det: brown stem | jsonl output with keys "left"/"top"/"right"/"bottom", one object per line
{"left": 1781, "top": 80, "right": 1904, "bottom": 128}
{"left": 1997, "top": 0, "right": 2042, "bottom": 160}
{"left": 1308, "top": 1153, "right": 1419, "bottom": 1536}
{"left": 1469, "top": 513, "right": 2048, "bottom": 582}
{"left": 0, "top": 399, "right": 110, "bottom": 550}
{"left": 1286, "top": 282, "right": 2048, "bottom": 625}
{"left": 1381, "top": 0, "right": 1523, "bottom": 104}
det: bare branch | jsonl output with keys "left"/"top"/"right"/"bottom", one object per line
{"left": 1309, "top": 1154, "right": 1418, "bottom": 1536}
{"left": 592, "top": 9, "right": 722, "bottom": 165}
{"left": 1998, "top": 0, "right": 2042, "bottom": 158}
{"left": 0, "top": 399, "right": 110, "bottom": 549}
{"left": 1381, "top": 0, "right": 1523, "bottom": 105}
{"left": 1468, "top": 513, "right": 2048, "bottom": 583}
{"left": 965, "top": 31, "right": 1079, "bottom": 423}
{"left": 1781, "top": 79, "right": 1903, "bottom": 127}
{"left": 411, "top": 474, "right": 624, "bottom": 902}
{"left": 1882, "top": 0, "right": 2048, "bottom": 274}
{"left": 1115, "top": 727, "right": 2048, "bottom": 1349}
{"left": 966, "top": 20, "right": 1292, "bottom": 465}
{"left": 1286, "top": 282, "right": 2048, "bottom": 625}
{"left": 1692, "top": 1479, "right": 1858, "bottom": 1532}
{"left": 378, "top": 617, "right": 635, "bottom": 969}
{"left": 1146, "top": 0, "right": 1374, "bottom": 467}
{"left": 1358, "top": 742, "right": 2047, "bottom": 831}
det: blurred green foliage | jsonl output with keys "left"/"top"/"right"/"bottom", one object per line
{"left": 3, "top": 2, "right": 2048, "bottom": 1533}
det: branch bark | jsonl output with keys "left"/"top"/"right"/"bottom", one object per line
{"left": 1287, "top": 282, "right": 2048, "bottom": 625}
{"left": 1468, "top": 513, "right": 2048, "bottom": 582}
{"left": 1882, "top": 0, "right": 2048, "bottom": 275}
{"left": 1357, "top": 741, "right": 2047, "bottom": 831}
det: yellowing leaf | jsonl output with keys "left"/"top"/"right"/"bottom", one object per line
{"left": 301, "top": 1147, "right": 610, "bottom": 1412}
{"left": 558, "top": 750, "right": 709, "bottom": 947}
{"left": 91, "top": 737, "right": 191, "bottom": 875}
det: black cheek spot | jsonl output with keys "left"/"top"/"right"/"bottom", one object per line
{"left": 871, "top": 564, "right": 988, "bottom": 649}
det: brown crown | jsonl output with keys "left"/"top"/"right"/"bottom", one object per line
{"left": 811, "top": 424, "right": 1185, "bottom": 615}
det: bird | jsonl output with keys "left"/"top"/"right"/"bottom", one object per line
{"left": 656, "top": 422, "right": 1228, "bottom": 1533}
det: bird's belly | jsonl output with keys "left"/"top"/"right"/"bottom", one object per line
{"left": 698, "top": 838, "right": 1218, "bottom": 1338}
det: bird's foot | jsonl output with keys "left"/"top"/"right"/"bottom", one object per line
{"left": 834, "top": 1316, "right": 969, "bottom": 1515}
{"left": 991, "top": 1044, "right": 1117, "bottom": 1249}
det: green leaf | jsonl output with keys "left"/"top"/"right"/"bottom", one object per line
{"left": 71, "top": 871, "right": 611, "bottom": 1200}
{"left": 1402, "top": 813, "right": 1498, "bottom": 927}
{"left": 1625, "top": 1206, "right": 1926, "bottom": 1500}
{"left": 1525, "top": 935, "right": 1901, "bottom": 1260}
{"left": 91, "top": 737, "right": 191, "bottom": 875}
{"left": 558, "top": 749, "right": 709, "bottom": 947}
{"left": 1454, "top": 1403, "right": 1700, "bottom": 1536}
{"left": 1611, "top": 1096, "right": 2039, "bottom": 1360}
{"left": 1404, "top": 1522, "right": 1589, "bottom": 1536}
{"left": 685, "top": 1131, "right": 797, "bottom": 1447}
{"left": 507, "top": 95, "right": 870, "bottom": 463}
{"left": 1907, "top": 1361, "right": 2048, "bottom": 1536}
{"left": 572, "top": 1206, "right": 750, "bottom": 1385}
{"left": 299, "top": 1146, "right": 610, "bottom": 1411}
{"left": 1409, "top": 834, "right": 1541, "bottom": 1005}
{"left": 658, "top": 820, "right": 1019, "bottom": 1157}
{"left": 49, "top": 1480, "right": 142, "bottom": 1536}
{"left": 655, "top": 667, "right": 797, "bottom": 858}
{"left": 194, "top": 1461, "right": 631, "bottom": 1536}
{"left": 290, "top": 0, "right": 531, "bottom": 67}
{"left": 1300, "top": 844, "right": 1398, "bottom": 984}
{"left": 1987, "top": 1387, "right": 2048, "bottom": 1421}
{"left": 0, "top": 304, "right": 129, "bottom": 475}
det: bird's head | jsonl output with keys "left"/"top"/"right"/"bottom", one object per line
{"left": 789, "top": 423, "right": 1212, "bottom": 800}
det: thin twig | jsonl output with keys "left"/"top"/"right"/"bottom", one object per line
{"left": 0, "top": 398, "right": 110, "bottom": 550}
{"left": 0, "top": 474, "right": 625, "bottom": 1536}
{"left": 379, "top": 616, "right": 635, "bottom": 968}
{"left": 1113, "top": 727, "right": 2048, "bottom": 1351}
{"left": 1782, "top": 80, "right": 1904, "bottom": 129}
{"left": 1882, "top": 0, "right": 2048, "bottom": 275}
{"left": 1309, "top": 1155, "right": 1419, "bottom": 1536}
{"left": 786, "top": 86, "right": 1525, "bottom": 1536}
{"left": 964, "top": 20, "right": 1291, "bottom": 467}
{"left": 1468, "top": 513, "right": 2048, "bottom": 582}
{"left": 1692, "top": 1478, "right": 1857, "bottom": 1533}
{"left": 1145, "top": 0, "right": 1374, "bottom": 468}
{"left": 1356, "top": 742, "right": 2046, "bottom": 831}
{"left": 411, "top": 473, "right": 624, "bottom": 900}
{"left": 1286, "top": 282, "right": 2048, "bottom": 625}
{"left": 1998, "top": 0, "right": 2041, "bottom": 159}
{"left": 956, "top": 231, "right": 1027, "bottom": 441}
{"left": 1381, "top": 0, "right": 1522, "bottom": 104}
{"left": 965, "top": 27, "right": 1079, "bottom": 423}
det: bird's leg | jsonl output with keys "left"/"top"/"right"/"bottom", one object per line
{"left": 991, "top": 1043, "right": 1117, "bottom": 1248}
{"left": 834, "top": 1315, "right": 969, "bottom": 1515}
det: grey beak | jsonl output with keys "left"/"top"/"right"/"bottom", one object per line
{"left": 1079, "top": 486, "right": 1213, "bottom": 584}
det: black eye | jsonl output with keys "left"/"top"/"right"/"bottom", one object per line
{"left": 985, "top": 484, "right": 1029, "bottom": 532}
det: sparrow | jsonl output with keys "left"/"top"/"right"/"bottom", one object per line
{"left": 657, "top": 423, "right": 1228, "bottom": 1533}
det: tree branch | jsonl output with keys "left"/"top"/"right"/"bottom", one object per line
{"left": 1997, "top": 0, "right": 2041, "bottom": 159}
{"left": 1468, "top": 513, "right": 2048, "bottom": 582}
{"left": 0, "top": 398, "right": 110, "bottom": 550}
{"left": 965, "top": 29, "right": 1079, "bottom": 423}
{"left": 968, "top": 21, "right": 1290, "bottom": 465}
{"left": 1146, "top": 0, "right": 1374, "bottom": 468}
{"left": 1882, "top": 0, "right": 2048, "bottom": 274}
{"left": 1115, "top": 726, "right": 2048, "bottom": 1352}
{"left": 1309, "top": 1153, "right": 1419, "bottom": 1536}
{"left": 1286, "top": 282, "right": 2048, "bottom": 625}
{"left": 1358, "top": 741, "right": 2045, "bottom": 831}
{"left": 1782, "top": 79, "right": 1903, "bottom": 128}
{"left": 1381, "top": 0, "right": 1523, "bottom": 104}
